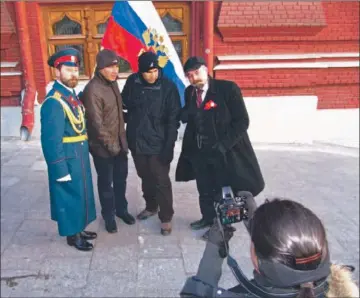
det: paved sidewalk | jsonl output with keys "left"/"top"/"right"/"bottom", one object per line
{"left": 1, "top": 137, "right": 359, "bottom": 297}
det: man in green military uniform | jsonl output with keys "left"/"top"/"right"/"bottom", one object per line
{"left": 41, "top": 48, "right": 97, "bottom": 251}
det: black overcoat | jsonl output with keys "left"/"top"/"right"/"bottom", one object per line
{"left": 175, "top": 77, "right": 265, "bottom": 197}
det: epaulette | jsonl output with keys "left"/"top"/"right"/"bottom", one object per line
{"left": 42, "top": 91, "right": 64, "bottom": 115}
{"left": 53, "top": 91, "right": 63, "bottom": 100}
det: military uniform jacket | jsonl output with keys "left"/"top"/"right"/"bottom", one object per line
{"left": 40, "top": 81, "right": 96, "bottom": 236}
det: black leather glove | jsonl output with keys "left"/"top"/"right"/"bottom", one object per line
{"left": 207, "top": 221, "right": 236, "bottom": 258}
{"left": 158, "top": 146, "right": 174, "bottom": 165}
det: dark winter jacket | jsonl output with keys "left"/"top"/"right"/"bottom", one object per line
{"left": 80, "top": 71, "right": 128, "bottom": 158}
{"left": 180, "top": 196, "right": 359, "bottom": 298}
{"left": 175, "top": 77, "right": 265, "bottom": 197}
{"left": 121, "top": 70, "right": 181, "bottom": 156}
{"left": 181, "top": 241, "right": 359, "bottom": 298}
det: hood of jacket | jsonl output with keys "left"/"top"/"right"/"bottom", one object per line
{"left": 326, "top": 264, "right": 359, "bottom": 297}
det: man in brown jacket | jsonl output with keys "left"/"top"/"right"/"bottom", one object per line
{"left": 80, "top": 49, "right": 135, "bottom": 233}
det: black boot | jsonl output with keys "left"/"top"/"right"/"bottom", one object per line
{"left": 80, "top": 230, "right": 97, "bottom": 240}
{"left": 105, "top": 218, "right": 118, "bottom": 233}
{"left": 190, "top": 218, "right": 213, "bottom": 230}
{"left": 116, "top": 211, "right": 136, "bottom": 225}
{"left": 66, "top": 233, "right": 93, "bottom": 251}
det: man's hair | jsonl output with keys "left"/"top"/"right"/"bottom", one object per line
{"left": 250, "top": 199, "right": 329, "bottom": 298}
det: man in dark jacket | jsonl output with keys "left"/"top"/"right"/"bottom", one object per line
{"left": 81, "top": 49, "right": 135, "bottom": 234}
{"left": 175, "top": 56, "right": 265, "bottom": 238}
{"left": 122, "top": 51, "right": 181, "bottom": 236}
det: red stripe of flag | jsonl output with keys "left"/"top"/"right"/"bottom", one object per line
{"left": 101, "top": 16, "right": 145, "bottom": 72}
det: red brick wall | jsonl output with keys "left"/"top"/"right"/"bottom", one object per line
{"left": 214, "top": 1, "right": 360, "bottom": 109}
{"left": 1, "top": 1, "right": 359, "bottom": 110}
{"left": 0, "top": 2, "right": 22, "bottom": 107}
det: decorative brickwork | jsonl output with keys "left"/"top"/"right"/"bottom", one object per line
{"left": 214, "top": 1, "right": 360, "bottom": 109}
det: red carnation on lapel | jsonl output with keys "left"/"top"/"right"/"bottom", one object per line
{"left": 204, "top": 100, "right": 217, "bottom": 110}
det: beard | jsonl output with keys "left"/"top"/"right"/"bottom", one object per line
{"left": 61, "top": 77, "right": 78, "bottom": 88}
{"left": 192, "top": 81, "right": 205, "bottom": 89}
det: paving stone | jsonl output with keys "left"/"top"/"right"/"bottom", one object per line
{"left": 2, "top": 243, "right": 49, "bottom": 261}
{"left": 43, "top": 269, "right": 88, "bottom": 290}
{"left": 181, "top": 244, "right": 204, "bottom": 274}
{"left": 10, "top": 288, "right": 44, "bottom": 297}
{"left": 1, "top": 281, "right": 12, "bottom": 298}
{"left": 45, "top": 239, "right": 94, "bottom": 258}
{"left": 1, "top": 256, "right": 44, "bottom": 271}
{"left": 90, "top": 244, "right": 138, "bottom": 273}
{"left": 30, "top": 161, "right": 47, "bottom": 171}
{"left": 0, "top": 216, "right": 23, "bottom": 233}
{"left": 17, "top": 219, "right": 58, "bottom": 237}
{"left": 138, "top": 235, "right": 182, "bottom": 258}
{"left": 138, "top": 215, "right": 163, "bottom": 235}
{"left": 137, "top": 258, "right": 186, "bottom": 289}
{"left": 94, "top": 228, "right": 138, "bottom": 248}
{"left": 1, "top": 177, "right": 21, "bottom": 189}
{"left": 1, "top": 269, "right": 47, "bottom": 298}
{"left": 1, "top": 232, "right": 14, "bottom": 255}
{"left": 42, "top": 257, "right": 92, "bottom": 273}
{"left": 83, "top": 271, "right": 137, "bottom": 297}
{"left": 1, "top": 138, "right": 359, "bottom": 297}
{"left": 3, "top": 155, "right": 38, "bottom": 167}
{"left": 42, "top": 287, "right": 84, "bottom": 297}
{"left": 136, "top": 287, "right": 181, "bottom": 297}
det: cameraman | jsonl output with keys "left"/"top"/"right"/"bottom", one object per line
{"left": 181, "top": 194, "right": 359, "bottom": 298}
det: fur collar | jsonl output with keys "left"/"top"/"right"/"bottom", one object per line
{"left": 326, "top": 264, "right": 359, "bottom": 297}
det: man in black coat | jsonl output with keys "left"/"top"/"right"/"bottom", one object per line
{"left": 175, "top": 56, "right": 265, "bottom": 237}
{"left": 122, "top": 51, "right": 181, "bottom": 236}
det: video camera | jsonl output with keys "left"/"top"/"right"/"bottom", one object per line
{"left": 215, "top": 186, "right": 250, "bottom": 226}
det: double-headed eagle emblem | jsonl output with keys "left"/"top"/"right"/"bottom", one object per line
{"left": 138, "top": 28, "right": 170, "bottom": 68}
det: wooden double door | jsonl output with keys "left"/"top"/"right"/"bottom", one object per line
{"left": 42, "top": 2, "right": 190, "bottom": 79}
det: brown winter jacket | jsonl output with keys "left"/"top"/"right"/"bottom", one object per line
{"left": 80, "top": 71, "right": 128, "bottom": 158}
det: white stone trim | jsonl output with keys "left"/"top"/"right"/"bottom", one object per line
{"left": 1, "top": 96, "right": 358, "bottom": 149}
{"left": 217, "top": 52, "right": 360, "bottom": 61}
{"left": 45, "top": 78, "right": 128, "bottom": 95}
{"left": 0, "top": 62, "right": 19, "bottom": 68}
{"left": 0, "top": 71, "right": 22, "bottom": 76}
{"left": 242, "top": 96, "right": 359, "bottom": 148}
{"left": 214, "top": 61, "right": 359, "bottom": 70}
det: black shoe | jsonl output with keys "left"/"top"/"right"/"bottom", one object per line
{"left": 190, "top": 218, "right": 213, "bottom": 230}
{"left": 80, "top": 230, "right": 97, "bottom": 240}
{"left": 66, "top": 233, "right": 93, "bottom": 251}
{"left": 116, "top": 211, "right": 136, "bottom": 225}
{"left": 105, "top": 218, "right": 118, "bottom": 233}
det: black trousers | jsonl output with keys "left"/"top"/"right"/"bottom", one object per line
{"left": 191, "top": 153, "right": 223, "bottom": 223}
{"left": 132, "top": 154, "right": 174, "bottom": 223}
{"left": 92, "top": 152, "right": 128, "bottom": 220}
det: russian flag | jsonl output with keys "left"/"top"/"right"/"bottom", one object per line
{"left": 101, "top": 1, "right": 188, "bottom": 106}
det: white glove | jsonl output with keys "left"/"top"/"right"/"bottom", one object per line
{"left": 57, "top": 174, "right": 72, "bottom": 182}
